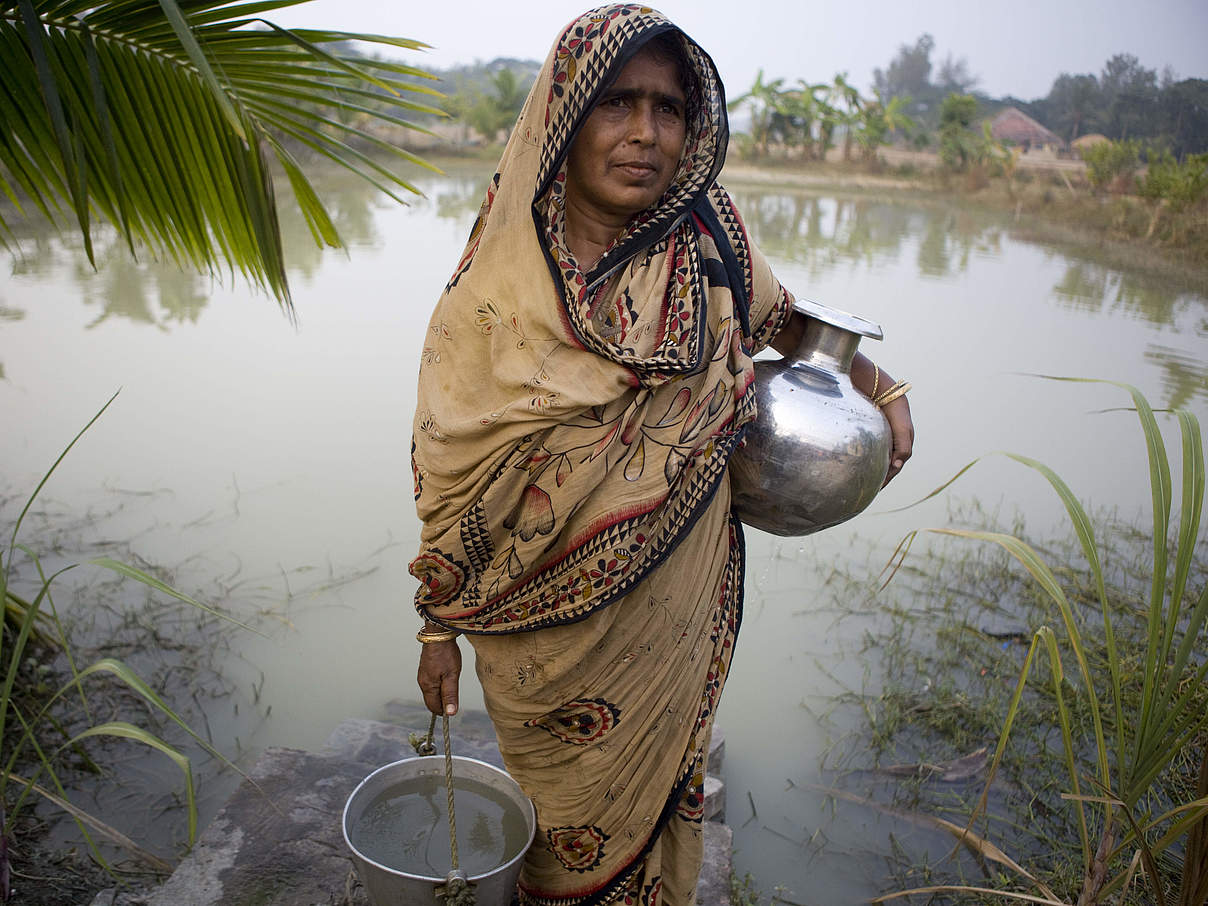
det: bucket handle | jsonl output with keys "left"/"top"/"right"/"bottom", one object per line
{"left": 412, "top": 714, "right": 479, "bottom": 906}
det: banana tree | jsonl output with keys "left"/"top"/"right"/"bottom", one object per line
{"left": 855, "top": 91, "right": 914, "bottom": 161}
{"left": 830, "top": 72, "right": 863, "bottom": 161}
{"left": 0, "top": 0, "right": 443, "bottom": 311}
{"left": 728, "top": 68, "right": 787, "bottom": 158}
{"left": 784, "top": 80, "right": 829, "bottom": 159}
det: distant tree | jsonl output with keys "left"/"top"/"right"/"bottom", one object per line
{"left": 785, "top": 81, "right": 830, "bottom": 159}
{"left": 729, "top": 72, "right": 836, "bottom": 159}
{"left": 1100, "top": 53, "right": 1159, "bottom": 139}
{"left": 1042, "top": 73, "right": 1102, "bottom": 141}
{"left": 854, "top": 92, "right": 915, "bottom": 160}
{"left": 873, "top": 33, "right": 977, "bottom": 135}
{"left": 937, "top": 93, "right": 980, "bottom": 170}
{"left": 829, "top": 73, "right": 864, "bottom": 160}
{"left": 466, "top": 68, "right": 527, "bottom": 141}
{"left": 1100, "top": 54, "right": 1154, "bottom": 107}
{"left": 728, "top": 70, "right": 789, "bottom": 157}
{"left": 874, "top": 34, "right": 935, "bottom": 103}
{"left": 443, "top": 62, "right": 534, "bottom": 143}
{"left": 1158, "top": 79, "right": 1208, "bottom": 157}
{"left": 936, "top": 54, "right": 979, "bottom": 95}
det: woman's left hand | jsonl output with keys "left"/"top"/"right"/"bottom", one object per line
{"left": 881, "top": 394, "right": 913, "bottom": 486}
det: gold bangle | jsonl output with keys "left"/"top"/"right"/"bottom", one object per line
{"left": 417, "top": 627, "right": 460, "bottom": 644}
{"left": 870, "top": 364, "right": 881, "bottom": 400}
{"left": 873, "top": 379, "right": 908, "bottom": 402}
{"left": 874, "top": 381, "right": 911, "bottom": 408}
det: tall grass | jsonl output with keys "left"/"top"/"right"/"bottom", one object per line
{"left": 873, "top": 379, "right": 1207, "bottom": 904}
{"left": 0, "top": 393, "right": 253, "bottom": 901}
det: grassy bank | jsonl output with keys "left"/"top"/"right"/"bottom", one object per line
{"left": 817, "top": 520, "right": 1207, "bottom": 902}
{"left": 806, "top": 379, "right": 1207, "bottom": 905}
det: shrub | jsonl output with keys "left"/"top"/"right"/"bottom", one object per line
{"left": 938, "top": 94, "right": 979, "bottom": 171}
{"left": 1141, "top": 150, "right": 1208, "bottom": 212}
{"left": 1082, "top": 139, "right": 1141, "bottom": 193}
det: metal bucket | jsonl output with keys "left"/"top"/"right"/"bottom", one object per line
{"left": 343, "top": 755, "right": 536, "bottom": 906}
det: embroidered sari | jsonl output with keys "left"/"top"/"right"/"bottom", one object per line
{"left": 410, "top": 6, "right": 793, "bottom": 903}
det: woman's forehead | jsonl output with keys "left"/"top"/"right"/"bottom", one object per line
{"left": 606, "top": 47, "right": 686, "bottom": 101}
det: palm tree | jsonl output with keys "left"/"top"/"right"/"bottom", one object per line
{"left": 0, "top": 0, "right": 443, "bottom": 311}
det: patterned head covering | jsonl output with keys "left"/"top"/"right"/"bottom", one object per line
{"left": 410, "top": 5, "right": 791, "bottom": 631}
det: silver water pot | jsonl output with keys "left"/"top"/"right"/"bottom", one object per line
{"left": 729, "top": 299, "right": 891, "bottom": 536}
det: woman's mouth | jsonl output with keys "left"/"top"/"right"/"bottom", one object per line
{"left": 615, "top": 161, "right": 656, "bottom": 178}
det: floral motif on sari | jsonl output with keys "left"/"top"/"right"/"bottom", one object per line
{"left": 547, "top": 824, "right": 610, "bottom": 872}
{"left": 525, "top": 698, "right": 622, "bottom": 744}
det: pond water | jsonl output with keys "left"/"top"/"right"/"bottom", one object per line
{"left": 3, "top": 157, "right": 1206, "bottom": 901}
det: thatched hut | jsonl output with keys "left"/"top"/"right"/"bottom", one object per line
{"left": 989, "top": 107, "right": 1065, "bottom": 155}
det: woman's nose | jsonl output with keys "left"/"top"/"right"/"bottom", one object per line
{"left": 627, "top": 104, "right": 657, "bottom": 144}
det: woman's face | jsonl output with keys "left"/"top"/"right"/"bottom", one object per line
{"left": 564, "top": 45, "right": 687, "bottom": 226}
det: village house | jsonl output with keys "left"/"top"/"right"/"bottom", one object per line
{"left": 989, "top": 106, "right": 1066, "bottom": 157}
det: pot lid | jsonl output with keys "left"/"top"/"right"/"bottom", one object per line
{"left": 795, "top": 298, "right": 883, "bottom": 341}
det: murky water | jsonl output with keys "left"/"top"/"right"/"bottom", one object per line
{"left": 3, "top": 157, "right": 1206, "bottom": 901}
{"left": 348, "top": 774, "right": 530, "bottom": 877}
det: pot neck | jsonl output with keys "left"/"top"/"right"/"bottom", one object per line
{"left": 793, "top": 319, "right": 861, "bottom": 374}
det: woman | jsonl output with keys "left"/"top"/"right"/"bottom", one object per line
{"left": 410, "top": 6, "right": 913, "bottom": 904}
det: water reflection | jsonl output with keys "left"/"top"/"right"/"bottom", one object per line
{"left": 915, "top": 208, "right": 1004, "bottom": 277}
{"left": 1145, "top": 345, "right": 1208, "bottom": 408}
{"left": 75, "top": 250, "right": 209, "bottom": 329}
{"left": 431, "top": 169, "right": 492, "bottom": 223}
{"left": 728, "top": 188, "right": 1008, "bottom": 281}
{"left": 1052, "top": 257, "right": 1191, "bottom": 328}
{"left": 276, "top": 163, "right": 398, "bottom": 279}
{"left": 731, "top": 191, "right": 908, "bottom": 272}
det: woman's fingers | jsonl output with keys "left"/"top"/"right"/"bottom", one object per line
{"left": 417, "top": 640, "right": 462, "bottom": 716}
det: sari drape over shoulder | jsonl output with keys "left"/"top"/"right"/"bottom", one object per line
{"left": 409, "top": 5, "right": 792, "bottom": 903}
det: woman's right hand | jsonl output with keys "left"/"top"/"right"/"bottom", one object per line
{"left": 417, "top": 638, "right": 462, "bottom": 716}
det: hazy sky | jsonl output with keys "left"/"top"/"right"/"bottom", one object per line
{"left": 270, "top": 0, "right": 1208, "bottom": 102}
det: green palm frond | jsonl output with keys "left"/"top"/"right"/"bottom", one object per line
{"left": 0, "top": 0, "right": 444, "bottom": 309}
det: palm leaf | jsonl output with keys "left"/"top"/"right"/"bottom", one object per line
{"left": 0, "top": 0, "right": 442, "bottom": 310}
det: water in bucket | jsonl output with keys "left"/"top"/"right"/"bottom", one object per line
{"left": 347, "top": 773, "right": 532, "bottom": 877}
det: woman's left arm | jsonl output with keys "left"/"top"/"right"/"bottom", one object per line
{"left": 851, "top": 351, "right": 913, "bottom": 486}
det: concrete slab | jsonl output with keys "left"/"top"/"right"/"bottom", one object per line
{"left": 141, "top": 746, "right": 370, "bottom": 906}
{"left": 698, "top": 822, "right": 733, "bottom": 906}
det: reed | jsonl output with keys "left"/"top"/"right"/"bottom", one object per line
{"left": 0, "top": 393, "right": 252, "bottom": 902}
{"left": 873, "top": 379, "right": 1207, "bottom": 904}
